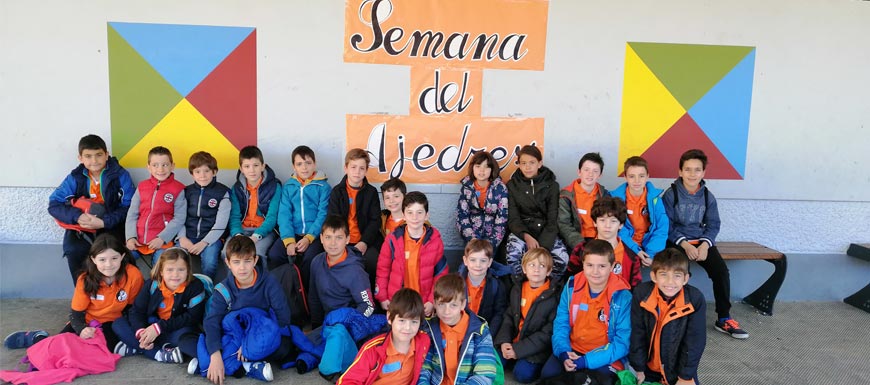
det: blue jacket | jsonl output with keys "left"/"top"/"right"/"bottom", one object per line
{"left": 456, "top": 175, "right": 509, "bottom": 251}
{"left": 203, "top": 265, "right": 291, "bottom": 355}
{"left": 308, "top": 246, "right": 375, "bottom": 327}
{"left": 418, "top": 311, "right": 499, "bottom": 385}
{"left": 229, "top": 165, "right": 282, "bottom": 238}
{"left": 552, "top": 273, "right": 631, "bottom": 370}
{"left": 48, "top": 156, "right": 135, "bottom": 231}
{"left": 129, "top": 278, "right": 207, "bottom": 335}
{"left": 277, "top": 172, "right": 330, "bottom": 245}
{"left": 458, "top": 267, "right": 508, "bottom": 338}
{"left": 662, "top": 178, "right": 720, "bottom": 247}
{"left": 181, "top": 178, "right": 230, "bottom": 245}
{"left": 611, "top": 182, "right": 669, "bottom": 257}
{"left": 196, "top": 307, "right": 285, "bottom": 377}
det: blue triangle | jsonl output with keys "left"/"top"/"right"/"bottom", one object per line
{"left": 688, "top": 49, "right": 755, "bottom": 177}
{"left": 108, "top": 22, "right": 254, "bottom": 96}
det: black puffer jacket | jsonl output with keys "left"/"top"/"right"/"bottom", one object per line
{"left": 494, "top": 277, "right": 561, "bottom": 364}
{"left": 506, "top": 166, "right": 561, "bottom": 249}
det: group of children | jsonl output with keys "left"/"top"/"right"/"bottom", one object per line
{"left": 2, "top": 134, "right": 748, "bottom": 385}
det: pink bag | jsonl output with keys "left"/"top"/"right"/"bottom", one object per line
{"left": 0, "top": 328, "right": 121, "bottom": 385}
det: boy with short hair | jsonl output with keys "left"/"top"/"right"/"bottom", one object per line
{"left": 663, "top": 149, "right": 748, "bottom": 339}
{"left": 270, "top": 145, "right": 330, "bottom": 283}
{"left": 380, "top": 177, "right": 407, "bottom": 237}
{"left": 630, "top": 248, "right": 706, "bottom": 385}
{"left": 375, "top": 192, "right": 447, "bottom": 317}
{"left": 337, "top": 288, "right": 431, "bottom": 385}
{"left": 191, "top": 236, "right": 294, "bottom": 383}
{"left": 557, "top": 152, "right": 610, "bottom": 251}
{"left": 610, "top": 156, "right": 669, "bottom": 267}
{"left": 125, "top": 146, "right": 187, "bottom": 266}
{"left": 309, "top": 215, "right": 376, "bottom": 328}
{"left": 49, "top": 134, "right": 135, "bottom": 283}
{"left": 494, "top": 248, "right": 560, "bottom": 383}
{"left": 418, "top": 274, "right": 499, "bottom": 385}
{"left": 459, "top": 239, "right": 508, "bottom": 338}
{"left": 543, "top": 240, "right": 631, "bottom": 381}
{"left": 566, "top": 197, "right": 642, "bottom": 288}
{"left": 177, "top": 151, "right": 230, "bottom": 279}
{"left": 328, "top": 148, "right": 383, "bottom": 287}
{"left": 228, "top": 145, "right": 282, "bottom": 260}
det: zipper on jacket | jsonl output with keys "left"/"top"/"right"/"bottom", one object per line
{"left": 143, "top": 180, "right": 161, "bottom": 243}
{"left": 196, "top": 187, "right": 204, "bottom": 239}
{"left": 299, "top": 184, "right": 306, "bottom": 234}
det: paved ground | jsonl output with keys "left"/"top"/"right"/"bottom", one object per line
{"left": 1, "top": 299, "right": 868, "bottom": 385}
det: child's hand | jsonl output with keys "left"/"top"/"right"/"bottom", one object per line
{"left": 638, "top": 251, "right": 653, "bottom": 266}
{"left": 501, "top": 343, "right": 516, "bottom": 359}
{"left": 696, "top": 243, "right": 709, "bottom": 261}
{"left": 147, "top": 237, "right": 165, "bottom": 250}
{"left": 138, "top": 325, "right": 159, "bottom": 347}
{"left": 296, "top": 237, "right": 311, "bottom": 252}
{"left": 423, "top": 302, "right": 435, "bottom": 317}
{"left": 356, "top": 241, "right": 368, "bottom": 254}
{"left": 178, "top": 237, "right": 195, "bottom": 250}
{"left": 523, "top": 234, "right": 540, "bottom": 250}
{"left": 207, "top": 351, "right": 225, "bottom": 385}
{"left": 563, "top": 351, "right": 580, "bottom": 371}
{"left": 681, "top": 241, "right": 699, "bottom": 260}
{"left": 249, "top": 235, "right": 259, "bottom": 243}
{"left": 380, "top": 300, "right": 390, "bottom": 311}
{"left": 79, "top": 326, "right": 96, "bottom": 339}
{"left": 189, "top": 241, "right": 208, "bottom": 255}
{"left": 78, "top": 214, "right": 105, "bottom": 230}
{"left": 675, "top": 378, "right": 696, "bottom": 385}
{"left": 235, "top": 347, "right": 246, "bottom": 362}
{"left": 126, "top": 238, "right": 141, "bottom": 251}
{"left": 286, "top": 243, "right": 297, "bottom": 257}
{"left": 636, "top": 372, "right": 645, "bottom": 384}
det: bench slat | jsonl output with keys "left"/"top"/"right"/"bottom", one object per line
{"left": 717, "top": 242, "right": 784, "bottom": 260}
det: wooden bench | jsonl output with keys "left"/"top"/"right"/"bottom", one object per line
{"left": 844, "top": 243, "right": 870, "bottom": 313}
{"left": 716, "top": 242, "right": 787, "bottom": 316}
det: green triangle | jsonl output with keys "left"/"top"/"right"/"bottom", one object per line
{"left": 108, "top": 24, "right": 183, "bottom": 159}
{"left": 629, "top": 42, "right": 754, "bottom": 110}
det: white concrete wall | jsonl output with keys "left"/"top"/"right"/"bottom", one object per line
{"left": 1, "top": 0, "right": 869, "bottom": 254}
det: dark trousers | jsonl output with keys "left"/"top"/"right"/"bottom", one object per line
{"left": 112, "top": 315, "right": 199, "bottom": 359}
{"left": 266, "top": 236, "right": 324, "bottom": 290}
{"left": 60, "top": 321, "right": 119, "bottom": 350}
{"left": 540, "top": 354, "right": 616, "bottom": 382}
{"left": 668, "top": 242, "right": 732, "bottom": 319}
{"left": 499, "top": 351, "right": 544, "bottom": 383}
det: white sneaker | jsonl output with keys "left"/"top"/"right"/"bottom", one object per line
{"left": 187, "top": 357, "right": 199, "bottom": 375}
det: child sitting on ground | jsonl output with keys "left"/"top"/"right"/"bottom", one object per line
{"left": 337, "top": 288, "right": 430, "bottom": 385}
{"left": 112, "top": 247, "right": 206, "bottom": 363}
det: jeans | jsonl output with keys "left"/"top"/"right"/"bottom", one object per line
{"left": 186, "top": 238, "right": 222, "bottom": 279}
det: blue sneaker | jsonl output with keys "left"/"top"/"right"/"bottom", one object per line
{"left": 3, "top": 330, "right": 48, "bottom": 349}
{"left": 113, "top": 341, "right": 141, "bottom": 356}
{"left": 246, "top": 361, "right": 274, "bottom": 382}
{"left": 154, "top": 344, "right": 183, "bottom": 363}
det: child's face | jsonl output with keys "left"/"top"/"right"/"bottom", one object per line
{"left": 679, "top": 159, "right": 706, "bottom": 191}
{"left": 650, "top": 268, "right": 689, "bottom": 298}
{"left": 435, "top": 297, "right": 466, "bottom": 326}
{"left": 582, "top": 253, "right": 614, "bottom": 291}
{"left": 293, "top": 155, "right": 316, "bottom": 180}
{"left": 382, "top": 189, "right": 404, "bottom": 214}
{"left": 518, "top": 154, "right": 542, "bottom": 179}
{"left": 594, "top": 215, "right": 623, "bottom": 241}
{"left": 624, "top": 165, "right": 648, "bottom": 194}
{"left": 191, "top": 165, "right": 216, "bottom": 187}
{"left": 522, "top": 257, "right": 551, "bottom": 287}
{"left": 92, "top": 249, "right": 123, "bottom": 278}
{"left": 463, "top": 251, "right": 493, "bottom": 280}
{"left": 320, "top": 227, "right": 349, "bottom": 258}
{"left": 403, "top": 202, "right": 429, "bottom": 231}
{"left": 78, "top": 149, "right": 108, "bottom": 175}
{"left": 388, "top": 314, "right": 421, "bottom": 345}
{"left": 161, "top": 258, "right": 189, "bottom": 291}
{"left": 345, "top": 158, "right": 368, "bottom": 187}
{"left": 472, "top": 161, "right": 492, "bottom": 183}
{"left": 578, "top": 160, "right": 602, "bottom": 190}
{"left": 226, "top": 254, "right": 258, "bottom": 285}
{"left": 240, "top": 158, "right": 265, "bottom": 184}
{"left": 148, "top": 154, "right": 174, "bottom": 182}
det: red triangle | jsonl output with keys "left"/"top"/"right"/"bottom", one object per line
{"left": 187, "top": 30, "right": 257, "bottom": 150}
{"left": 640, "top": 113, "right": 742, "bottom": 180}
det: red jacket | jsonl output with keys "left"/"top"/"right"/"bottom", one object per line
{"left": 336, "top": 331, "right": 430, "bottom": 385}
{"left": 129, "top": 174, "right": 185, "bottom": 243}
{"left": 568, "top": 240, "right": 642, "bottom": 288}
{"left": 375, "top": 225, "right": 447, "bottom": 304}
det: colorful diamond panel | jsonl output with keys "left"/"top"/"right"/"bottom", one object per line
{"left": 108, "top": 22, "right": 257, "bottom": 169}
{"left": 618, "top": 42, "right": 756, "bottom": 179}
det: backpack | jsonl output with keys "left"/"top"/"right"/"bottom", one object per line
{"left": 269, "top": 263, "right": 310, "bottom": 327}
{"left": 151, "top": 273, "right": 214, "bottom": 310}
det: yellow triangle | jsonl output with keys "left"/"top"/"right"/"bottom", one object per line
{"left": 617, "top": 44, "right": 687, "bottom": 175}
{"left": 120, "top": 99, "right": 241, "bottom": 170}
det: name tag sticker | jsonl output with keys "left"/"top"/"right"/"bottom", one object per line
{"left": 579, "top": 303, "right": 589, "bottom": 311}
{"left": 627, "top": 209, "right": 634, "bottom": 215}
{"left": 577, "top": 209, "right": 587, "bottom": 215}
{"left": 94, "top": 294, "right": 105, "bottom": 301}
